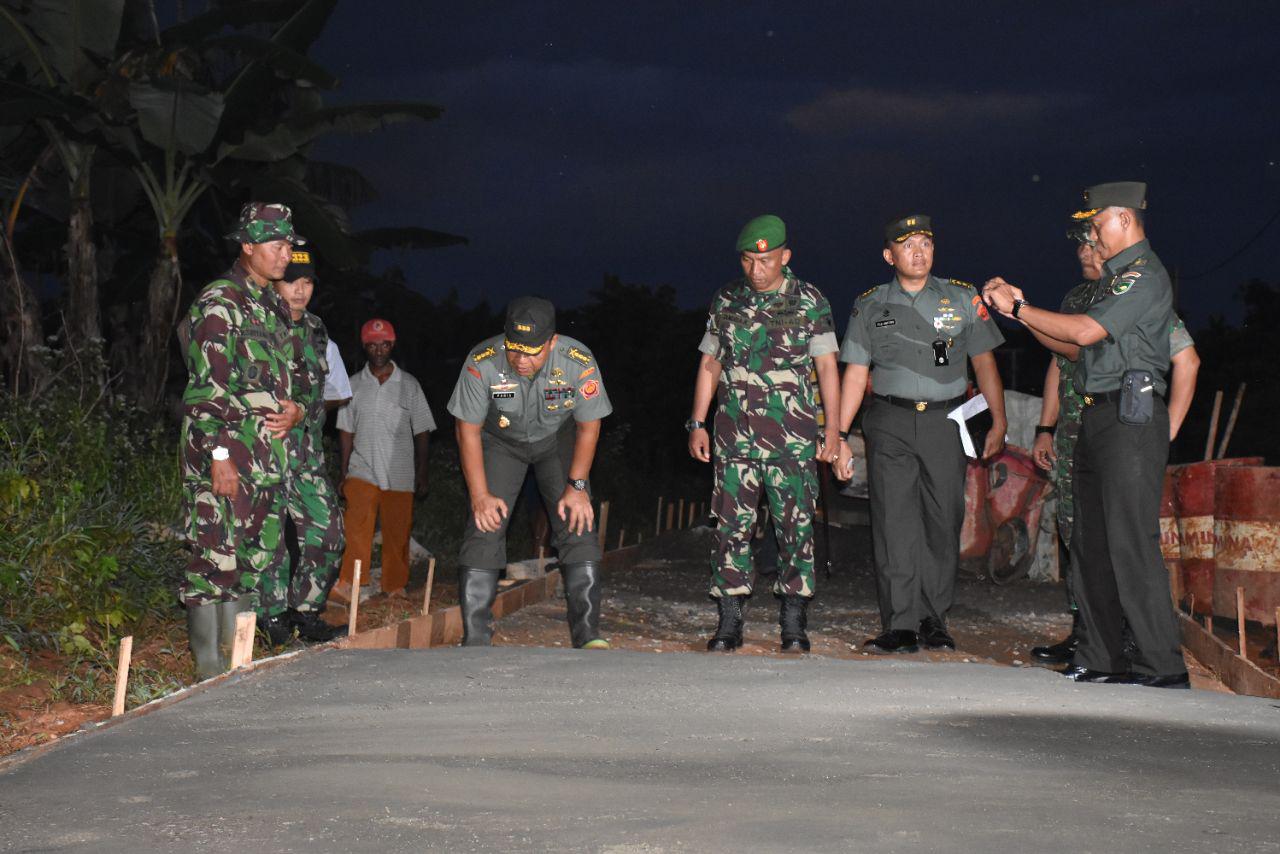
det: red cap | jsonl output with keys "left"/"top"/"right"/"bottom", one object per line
{"left": 360, "top": 318, "right": 396, "bottom": 344}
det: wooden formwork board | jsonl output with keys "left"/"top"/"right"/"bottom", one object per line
{"left": 1179, "top": 612, "right": 1280, "bottom": 699}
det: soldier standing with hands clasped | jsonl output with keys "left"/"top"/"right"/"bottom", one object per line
{"left": 688, "top": 215, "right": 841, "bottom": 653}
{"left": 178, "top": 202, "right": 307, "bottom": 679}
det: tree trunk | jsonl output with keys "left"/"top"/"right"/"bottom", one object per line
{"left": 140, "top": 234, "right": 181, "bottom": 408}
{"left": 0, "top": 233, "right": 48, "bottom": 395}
{"left": 65, "top": 193, "right": 101, "bottom": 346}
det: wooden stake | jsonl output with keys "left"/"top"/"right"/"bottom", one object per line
{"left": 230, "top": 612, "right": 256, "bottom": 669}
{"left": 666, "top": 503, "right": 675, "bottom": 531}
{"left": 617, "top": 529, "right": 625, "bottom": 550}
{"left": 1216, "top": 383, "right": 1246, "bottom": 460}
{"left": 538, "top": 546, "right": 547, "bottom": 576}
{"left": 1275, "top": 607, "right": 1279, "bottom": 663}
{"left": 1203, "top": 390, "right": 1223, "bottom": 462}
{"left": 1189, "top": 592, "right": 1196, "bottom": 616}
{"left": 347, "top": 560, "right": 362, "bottom": 637}
{"left": 1236, "top": 586, "right": 1247, "bottom": 659}
{"left": 422, "top": 557, "right": 436, "bottom": 616}
{"left": 687, "top": 502, "right": 696, "bottom": 528}
{"left": 655, "top": 496, "right": 663, "bottom": 536}
{"left": 111, "top": 636, "right": 133, "bottom": 717}
{"left": 597, "top": 500, "right": 610, "bottom": 548}
{"left": 677, "top": 498, "right": 685, "bottom": 529}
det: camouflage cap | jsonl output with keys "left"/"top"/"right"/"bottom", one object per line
{"left": 282, "top": 249, "right": 317, "bottom": 283}
{"left": 1071, "top": 181, "right": 1147, "bottom": 221}
{"left": 504, "top": 296, "right": 555, "bottom": 354}
{"left": 736, "top": 214, "right": 787, "bottom": 253}
{"left": 885, "top": 214, "right": 932, "bottom": 243}
{"left": 226, "top": 202, "right": 307, "bottom": 245}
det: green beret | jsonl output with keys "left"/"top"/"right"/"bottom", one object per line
{"left": 736, "top": 214, "right": 787, "bottom": 253}
{"left": 885, "top": 214, "right": 932, "bottom": 243}
{"left": 1071, "top": 181, "right": 1147, "bottom": 220}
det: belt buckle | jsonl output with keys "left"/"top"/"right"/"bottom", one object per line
{"left": 915, "top": 401, "right": 927, "bottom": 412}
{"left": 1083, "top": 395, "right": 1094, "bottom": 406}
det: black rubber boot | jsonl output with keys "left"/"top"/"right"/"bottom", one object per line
{"left": 186, "top": 601, "right": 222, "bottom": 681}
{"left": 563, "top": 562, "right": 610, "bottom": 649}
{"left": 258, "top": 612, "right": 294, "bottom": 647}
{"left": 459, "top": 567, "right": 501, "bottom": 646}
{"left": 706, "top": 595, "right": 746, "bottom": 651}
{"left": 1031, "top": 611, "right": 1080, "bottom": 664}
{"left": 779, "top": 594, "right": 811, "bottom": 653}
{"left": 289, "top": 609, "right": 347, "bottom": 643}
{"left": 216, "top": 596, "right": 251, "bottom": 669}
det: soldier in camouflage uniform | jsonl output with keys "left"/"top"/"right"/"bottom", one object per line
{"left": 835, "top": 214, "right": 1007, "bottom": 655}
{"left": 269, "top": 249, "right": 346, "bottom": 643}
{"left": 1029, "top": 219, "right": 1200, "bottom": 664}
{"left": 178, "top": 202, "right": 307, "bottom": 679}
{"left": 687, "top": 215, "right": 842, "bottom": 653}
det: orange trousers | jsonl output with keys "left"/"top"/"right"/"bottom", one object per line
{"left": 339, "top": 477, "right": 414, "bottom": 592}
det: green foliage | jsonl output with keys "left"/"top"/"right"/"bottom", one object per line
{"left": 0, "top": 355, "right": 184, "bottom": 655}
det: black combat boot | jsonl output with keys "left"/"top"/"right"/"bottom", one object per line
{"left": 1031, "top": 611, "right": 1080, "bottom": 664}
{"left": 186, "top": 601, "right": 222, "bottom": 681}
{"left": 258, "top": 611, "right": 294, "bottom": 647}
{"left": 706, "top": 595, "right": 746, "bottom": 651}
{"left": 779, "top": 594, "right": 811, "bottom": 653}
{"left": 562, "top": 561, "right": 610, "bottom": 649}
{"left": 289, "top": 608, "right": 347, "bottom": 643}
{"left": 216, "top": 596, "right": 251, "bottom": 669}
{"left": 459, "top": 567, "right": 501, "bottom": 646}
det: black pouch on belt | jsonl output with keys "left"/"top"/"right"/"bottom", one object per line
{"left": 1118, "top": 368, "right": 1154, "bottom": 425}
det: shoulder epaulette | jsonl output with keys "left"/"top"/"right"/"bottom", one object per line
{"left": 473, "top": 346, "right": 496, "bottom": 362}
{"left": 949, "top": 278, "right": 974, "bottom": 289}
{"left": 858, "top": 286, "right": 879, "bottom": 300}
{"left": 566, "top": 346, "right": 592, "bottom": 366}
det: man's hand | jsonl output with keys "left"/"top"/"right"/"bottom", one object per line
{"left": 982, "top": 277, "right": 1024, "bottom": 317}
{"left": 265, "top": 400, "right": 304, "bottom": 438}
{"left": 688, "top": 427, "right": 711, "bottom": 463}
{"left": 472, "top": 493, "right": 509, "bottom": 533}
{"left": 982, "top": 420, "right": 1006, "bottom": 461}
{"left": 414, "top": 471, "right": 429, "bottom": 499}
{"left": 211, "top": 457, "right": 239, "bottom": 497}
{"left": 558, "top": 487, "right": 595, "bottom": 536}
{"left": 816, "top": 428, "right": 841, "bottom": 464}
{"left": 1032, "top": 431, "right": 1056, "bottom": 471}
{"left": 834, "top": 440, "right": 854, "bottom": 481}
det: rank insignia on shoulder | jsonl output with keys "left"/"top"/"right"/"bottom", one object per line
{"left": 473, "top": 346, "right": 496, "bottom": 362}
{"left": 859, "top": 286, "right": 878, "bottom": 300}
{"left": 567, "top": 347, "right": 592, "bottom": 365}
{"left": 950, "top": 279, "right": 974, "bottom": 289}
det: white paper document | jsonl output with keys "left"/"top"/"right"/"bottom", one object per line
{"left": 948, "top": 393, "right": 989, "bottom": 459}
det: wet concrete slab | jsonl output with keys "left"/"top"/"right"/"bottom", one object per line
{"left": 2, "top": 647, "right": 1278, "bottom": 853}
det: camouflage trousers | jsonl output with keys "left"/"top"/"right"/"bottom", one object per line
{"left": 181, "top": 480, "right": 286, "bottom": 608}
{"left": 262, "top": 467, "right": 344, "bottom": 616}
{"left": 709, "top": 456, "right": 817, "bottom": 598}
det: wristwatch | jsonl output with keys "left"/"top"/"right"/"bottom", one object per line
{"left": 1012, "top": 298, "right": 1028, "bottom": 319}
{"left": 211, "top": 446, "right": 230, "bottom": 462}
{"left": 838, "top": 430, "right": 850, "bottom": 440}
{"left": 567, "top": 477, "right": 588, "bottom": 492}
{"left": 1035, "top": 425, "right": 1055, "bottom": 437}
{"left": 684, "top": 418, "right": 706, "bottom": 432}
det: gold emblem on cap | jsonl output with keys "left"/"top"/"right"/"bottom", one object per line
{"left": 498, "top": 415, "right": 510, "bottom": 428}
{"left": 291, "top": 250, "right": 310, "bottom": 264}
{"left": 755, "top": 238, "right": 768, "bottom": 252}
{"left": 905, "top": 217, "right": 917, "bottom": 226}
{"left": 515, "top": 323, "right": 533, "bottom": 332}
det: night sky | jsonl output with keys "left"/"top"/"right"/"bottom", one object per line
{"left": 310, "top": 1, "right": 1280, "bottom": 331}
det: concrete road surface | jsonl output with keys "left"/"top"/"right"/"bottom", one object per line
{"left": 2, "top": 648, "right": 1279, "bottom": 853}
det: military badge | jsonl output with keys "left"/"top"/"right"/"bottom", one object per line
{"left": 498, "top": 415, "right": 510, "bottom": 428}
{"left": 551, "top": 367, "right": 564, "bottom": 379}
{"left": 581, "top": 380, "right": 600, "bottom": 399}
{"left": 755, "top": 238, "right": 769, "bottom": 252}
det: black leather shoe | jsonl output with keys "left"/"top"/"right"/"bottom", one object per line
{"left": 707, "top": 595, "right": 746, "bottom": 651}
{"left": 919, "top": 617, "right": 955, "bottom": 650}
{"left": 289, "top": 609, "right": 347, "bottom": 643}
{"left": 258, "top": 613, "right": 294, "bottom": 646}
{"left": 1031, "top": 634, "right": 1078, "bottom": 664}
{"left": 779, "top": 594, "right": 811, "bottom": 653}
{"left": 864, "top": 630, "right": 919, "bottom": 654}
{"left": 1107, "top": 671, "right": 1191, "bottom": 689}
{"left": 1059, "top": 664, "right": 1117, "bottom": 682}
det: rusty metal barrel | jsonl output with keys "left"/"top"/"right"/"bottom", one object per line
{"left": 1174, "top": 458, "right": 1263, "bottom": 615}
{"left": 1213, "top": 465, "right": 1280, "bottom": 625}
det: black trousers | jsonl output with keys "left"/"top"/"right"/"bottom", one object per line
{"left": 458, "top": 425, "right": 602, "bottom": 569}
{"left": 1071, "top": 398, "right": 1184, "bottom": 675}
{"left": 863, "top": 398, "right": 967, "bottom": 631}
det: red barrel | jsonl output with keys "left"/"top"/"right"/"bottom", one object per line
{"left": 1174, "top": 458, "right": 1263, "bottom": 615}
{"left": 1213, "top": 466, "right": 1280, "bottom": 625}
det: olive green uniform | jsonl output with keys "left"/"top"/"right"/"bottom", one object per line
{"left": 840, "top": 275, "right": 1004, "bottom": 631}
{"left": 1071, "top": 239, "right": 1185, "bottom": 676}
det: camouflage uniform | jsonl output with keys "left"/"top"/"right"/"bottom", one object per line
{"left": 259, "top": 310, "right": 344, "bottom": 615}
{"left": 179, "top": 259, "right": 300, "bottom": 608}
{"left": 698, "top": 269, "right": 838, "bottom": 599}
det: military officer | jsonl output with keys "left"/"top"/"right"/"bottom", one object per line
{"left": 1028, "top": 219, "right": 1200, "bottom": 665}
{"left": 835, "top": 214, "right": 1007, "bottom": 654}
{"left": 446, "top": 296, "right": 613, "bottom": 649}
{"left": 269, "top": 248, "right": 346, "bottom": 643}
{"left": 688, "top": 215, "right": 841, "bottom": 653}
{"left": 178, "top": 202, "right": 307, "bottom": 679}
{"left": 984, "top": 182, "right": 1189, "bottom": 688}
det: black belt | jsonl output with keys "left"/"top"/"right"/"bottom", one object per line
{"left": 873, "top": 393, "right": 966, "bottom": 413}
{"left": 1081, "top": 390, "right": 1122, "bottom": 407}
